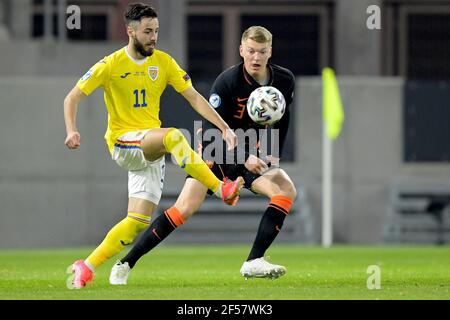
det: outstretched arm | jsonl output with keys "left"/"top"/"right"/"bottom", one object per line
{"left": 64, "top": 86, "right": 86, "bottom": 149}
{"left": 180, "top": 86, "right": 237, "bottom": 150}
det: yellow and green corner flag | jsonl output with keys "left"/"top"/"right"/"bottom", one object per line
{"left": 322, "top": 67, "right": 344, "bottom": 140}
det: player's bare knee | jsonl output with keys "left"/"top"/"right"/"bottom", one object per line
{"left": 277, "top": 178, "right": 297, "bottom": 200}
{"left": 265, "top": 170, "right": 295, "bottom": 200}
{"left": 174, "top": 201, "right": 198, "bottom": 220}
{"left": 285, "top": 183, "right": 297, "bottom": 200}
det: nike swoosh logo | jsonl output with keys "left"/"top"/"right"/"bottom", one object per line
{"left": 237, "top": 97, "right": 248, "bottom": 102}
{"left": 152, "top": 228, "right": 161, "bottom": 240}
{"left": 120, "top": 72, "right": 131, "bottom": 78}
{"left": 120, "top": 240, "right": 132, "bottom": 246}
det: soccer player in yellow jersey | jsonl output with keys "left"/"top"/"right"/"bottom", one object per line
{"left": 64, "top": 3, "right": 243, "bottom": 289}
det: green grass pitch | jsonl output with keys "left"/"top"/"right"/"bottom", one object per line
{"left": 0, "top": 244, "right": 449, "bottom": 300}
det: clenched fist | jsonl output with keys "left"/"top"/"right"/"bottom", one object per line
{"left": 65, "top": 131, "right": 81, "bottom": 149}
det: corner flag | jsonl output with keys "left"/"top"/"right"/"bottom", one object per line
{"left": 322, "top": 68, "right": 344, "bottom": 140}
{"left": 321, "top": 67, "right": 344, "bottom": 247}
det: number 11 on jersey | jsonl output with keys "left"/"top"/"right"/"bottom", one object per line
{"left": 133, "top": 89, "right": 147, "bottom": 108}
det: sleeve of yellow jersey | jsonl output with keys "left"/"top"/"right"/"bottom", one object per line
{"left": 76, "top": 57, "right": 110, "bottom": 96}
{"left": 167, "top": 57, "right": 192, "bottom": 93}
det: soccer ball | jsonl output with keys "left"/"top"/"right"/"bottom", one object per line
{"left": 246, "top": 86, "right": 286, "bottom": 125}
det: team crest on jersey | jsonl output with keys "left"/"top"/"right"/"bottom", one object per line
{"left": 148, "top": 66, "right": 158, "bottom": 81}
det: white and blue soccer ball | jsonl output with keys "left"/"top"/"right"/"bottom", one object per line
{"left": 246, "top": 86, "right": 286, "bottom": 125}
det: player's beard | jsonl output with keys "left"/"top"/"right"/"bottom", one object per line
{"left": 133, "top": 36, "right": 155, "bottom": 57}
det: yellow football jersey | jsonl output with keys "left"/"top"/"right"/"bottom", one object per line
{"left": 76, "top": 47, "right": 192, "bottom": 152}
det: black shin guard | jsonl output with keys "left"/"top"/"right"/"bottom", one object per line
{"left": 121, "top": 212, "right": 176, "bottom": 268}
{"left": 247, "top": 206, "right": 287, "bottom": 261}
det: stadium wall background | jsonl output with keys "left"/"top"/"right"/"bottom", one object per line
{"left": 0, "top": 0, "right": 449, "bottom": 247}
{"left": 1, "top": 76, "right": 449, "bottom": 248}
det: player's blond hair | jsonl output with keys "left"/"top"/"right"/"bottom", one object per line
{"left": 241, "top": 26, "right": 272, "bottom": 45}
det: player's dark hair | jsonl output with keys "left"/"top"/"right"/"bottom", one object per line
{"left": 124, "top": 3, "right": 158, "bottom": 25}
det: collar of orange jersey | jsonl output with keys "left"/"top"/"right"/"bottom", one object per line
{"left": 242, "top": 63, "right": 274, "bottom": 87}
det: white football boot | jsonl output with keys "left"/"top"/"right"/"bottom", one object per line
{"left": 240, "top": 257, "right": 286, "bottom": 279}
{"left": 109, "top": 261, "right": 131, "bottom": 285}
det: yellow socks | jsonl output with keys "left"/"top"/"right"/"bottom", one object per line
{"left": 163, "top": 128, "right": 221, "bottom": 193}
{"left": 85, "top": 212, "right": 150, "bottom": 270}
